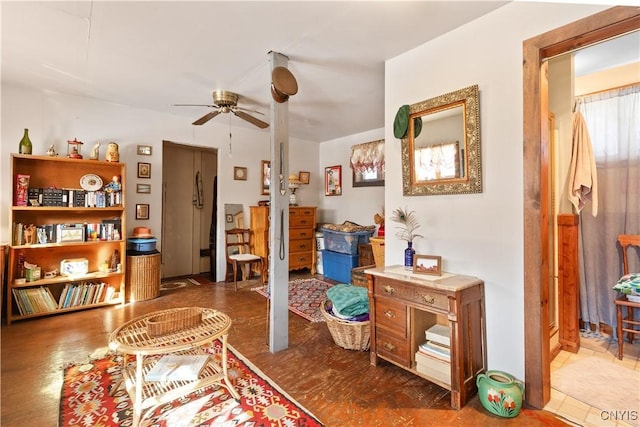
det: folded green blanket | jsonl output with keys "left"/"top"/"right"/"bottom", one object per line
{"left": 613, "top": 273, "right": 640, "bottom": 295}
{"left": 326, "top": 283, "right": 369, "bottom": 316}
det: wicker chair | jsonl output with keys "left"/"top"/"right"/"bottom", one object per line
{"left": 224, "top": 228, "right": 265, "bottom": 291}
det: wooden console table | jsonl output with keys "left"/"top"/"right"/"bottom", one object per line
{"left": 365, "top": 266, "right": 487, "bottom": 409}
{"left": 108, "top": 307, "right": 240, "bottom": 426}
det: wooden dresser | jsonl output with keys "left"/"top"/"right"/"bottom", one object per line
{"left": 250, "top": 206, "right": 317, "bottom": 274}
{"left": 365, "top": 266, "right": 486, "bottom": 409}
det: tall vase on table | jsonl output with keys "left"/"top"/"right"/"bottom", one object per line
{"left": 404, "top": 241, "right": 415, "bottom": 270}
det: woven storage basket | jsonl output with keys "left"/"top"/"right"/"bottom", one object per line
{"left": 147, "top": 307, "right": 203, "bottom": 337}
{"left": 370, "top": 237, "right": 385, "bottom": 267}
{"left": 322, "top": 299, "right": 370, "bottom": 351}
{"left": 126, "top": 253, "right": 161, "bottom": 302}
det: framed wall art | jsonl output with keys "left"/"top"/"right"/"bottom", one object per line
{"left": 325, "top": 165, "right": 342, "bottom": 196}
{"left": 137, "top": 145, "right": 152, "bottom": 156}
{"left": 413, "top": 255, "right": 442, "bottom": 276}
{"left": 234, "top": 166, "right": 247, "bottom": 181}
{"left": 135, "top": 204, "right": 150, "bottom": 220}
{"left": 261, "top": 160, "right": 271, "bottom": 195}
{"left": 136, "top": 183, "right": 151, "bottom": 194}
{"left": 299, "top": 171, "right": 310, "bottom": 184}
{"left": 137, "top": 162, "right": 151, "bottom": 179}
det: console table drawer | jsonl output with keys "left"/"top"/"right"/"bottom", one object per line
{"left": 375, "top": 277, "right": 449, "bottom": 312}
{"left": 374, "top": 277, "right": 414, "bottom": 300}
{"left": 374, "top": 297, "right": 407, "bottom": 335}
{"left": 376, "top": 329, "right": 410, "bottom": 367}
{"left": 290, "top": 228, "right": 314, "bottom": 240}
{"left": 289, "top": 252, "right": 313, "bottom": 269}
{"left": 290, "top": 216, "right": 314, "bottom": 228}
{"left": 412, "top": 288, "right": 449, "bottom": 312}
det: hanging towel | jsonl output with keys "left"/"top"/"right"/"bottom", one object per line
{"left": 567, "top": 111, "right": 598, "bottom": 216}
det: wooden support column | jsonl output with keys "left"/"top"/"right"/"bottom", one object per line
{"left": 268, "top": 51, "right": 291, "bottom": 352}
{"left": 557, "top": 213, "right": 580, "bottom": 353}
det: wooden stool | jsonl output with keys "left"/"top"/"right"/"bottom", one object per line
{"left": 615, "top": 295, "right": 640, "bottom": 360}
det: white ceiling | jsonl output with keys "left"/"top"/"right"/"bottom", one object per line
{"left": 1, "top": 1, "right": 509, "bottom": 143}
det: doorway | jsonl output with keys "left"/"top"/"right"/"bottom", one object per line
{"left": 162, "top": 141, "right": 218, "bottom": 279}
{"left": 523, "top": 6, "right": 640, "bottom": 409}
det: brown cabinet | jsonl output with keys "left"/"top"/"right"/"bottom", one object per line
{"left": 250, "top": 206, "right": 316, "bottom": 274}
{"left": 366, "top": 266, "right": 486, "bottom": 409}
{"left": 6, "top": 154, "right": 126, "bottom": 324}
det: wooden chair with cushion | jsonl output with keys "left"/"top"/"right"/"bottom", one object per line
{"left": 613, "top": 234, "right": 640, "bottom": 360}
{"left": 225, "top": 228, "right": 265, "bottom": 291}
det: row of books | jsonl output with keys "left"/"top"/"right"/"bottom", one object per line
{"left": 24, "top": 188, "right": 121, "bottom": 208}
{"left": 58, "top": 282, "right": 116, "bottom": 309}
{"left": 415, "top": 324, "right": 452, "bottom": 385}
{"left": 12, "top": 287, "right": 57, "bottom": 315}
{"left": 12, "top": 282, "right": 116, "bottom": 316}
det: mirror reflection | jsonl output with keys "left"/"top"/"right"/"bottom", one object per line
{"left": 402, "top": 85, "right": 482, "bottom": 196}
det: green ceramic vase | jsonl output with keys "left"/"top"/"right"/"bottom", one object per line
{"left": 476, "top": 370, "right": 524, "bottom": 418}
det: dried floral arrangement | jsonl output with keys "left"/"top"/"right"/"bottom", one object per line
{"left": 390, "top": 207, "right": 423, "bottom": 242}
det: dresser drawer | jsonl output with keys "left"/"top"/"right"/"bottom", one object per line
{"left": 290, "top": 228, "right": 314, "bottom": 240}
{"left": 290, "top": 238, "right": 313, "bottom": 253}
{"left": 290, "top": 216, "right": 314, "bottom": 228}
{"left": 374, "top": 297, "right": 407, "bottom": 335}
{"left": 289, "top": 252, "right": 313, "bottom": 269}
{"left": 375, "top": 277, "right": 449, "bottom": 312}
{"left": 290, "top": 207, "right": 315, "bottom": 218}
{"left": 376, "top": 329, "right": 411, "bottom": 367}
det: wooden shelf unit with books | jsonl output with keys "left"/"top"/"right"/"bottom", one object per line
{"left": 7, "top": 154, "right": 126, "bottom": 324}
{"left": 365, "top": 266, "right": 486, "bottom": 409}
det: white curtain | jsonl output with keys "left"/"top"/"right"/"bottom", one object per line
{"left": 577, "top": 85, "right": 640, "bottom": 335}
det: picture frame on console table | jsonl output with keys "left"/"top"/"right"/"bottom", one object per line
{"left": 413, "top": 254, "right": 442, "bottom": 275}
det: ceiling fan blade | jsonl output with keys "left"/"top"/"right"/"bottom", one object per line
{"left": 192, "top": 110, "right": 221, "bottom": 126}
{"left": 234, "top": 110, "right": 269, "bottom": 129}
{"left": 235, "top": 106, "right": 265, "bottom": 115}
{"left": 172, "top": 103, "right": 218, "bottom": 108}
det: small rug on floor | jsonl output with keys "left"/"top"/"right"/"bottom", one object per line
{"left": 59, "top": 341, "right": 323, "bottom": 427}
{"left": 252, "top": 278, "right": 335, "bottom": 323}
{"left": 160, "top": 274, "right": 214, "bottom": 291}
{"left": 552, "top": 356, "right": 640, "bottom": 426}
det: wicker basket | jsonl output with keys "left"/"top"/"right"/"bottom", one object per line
{"left": 147, "top": 307, "right": 203, "bottom": 337}
{"left": 322, "top": 299, "right": 370, "bottom": 351}
{"left": 370, "top": 237, "right": 385, "bottom": 267}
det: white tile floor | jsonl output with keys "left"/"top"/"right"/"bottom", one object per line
{"left": 545, "top": 333, "right": 640, "bottom": 427}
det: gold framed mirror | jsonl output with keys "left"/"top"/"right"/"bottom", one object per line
{"left": 401, "top": 84, "right": 482, "bottom": 196}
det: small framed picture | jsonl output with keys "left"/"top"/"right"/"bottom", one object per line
{"left": 299, "top": 171, "right": 310, "bottom": 184}
{"left": 137, "top": 145, "right": 152, "bottom": 156}
{"left": 234, "top": 166, "right": 248, "bottom": 181}
{"left": 261, "top": 160, "right": 271, "bottom": 195}
{"left": 135, "top": 204, "right": 150, "bottom": 220}
{"left": 226, "top": 214, "right": 233, "bottom": 223}
{"left": 413, "top": 255, "right": 442, "bottom": 276}
{"left": 138, "top": 162, "right": 151, "bottom": 179}
{"left": 136, "top": 183, "right": 151, "bottom": 194}
{"left": 325, "top": 165, "right": 342, "bottom": 196}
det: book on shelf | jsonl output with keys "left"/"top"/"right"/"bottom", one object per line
{"left": 425, "top": 324, "right": 450, "bottom": 347}
{"left": 418, "top": 341, "right": 451, "bottom": 361}
{"left": 145, "top": 355, "right": 210, "bottom": 382}
{"left": 415, "top": 351, "right": 451, "bottom": 385}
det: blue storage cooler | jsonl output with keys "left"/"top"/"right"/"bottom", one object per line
{"left": 323, "top": 250, "right": 359, "bottom": 283}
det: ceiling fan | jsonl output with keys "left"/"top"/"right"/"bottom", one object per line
{"left": 173, "top": 90, "right": 269, "bottom": 128}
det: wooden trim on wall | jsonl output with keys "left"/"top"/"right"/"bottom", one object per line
{"left": 523, "top": 6, "right": 640, "bottom": 409}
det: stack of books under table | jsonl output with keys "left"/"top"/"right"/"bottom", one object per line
{"left": 415, "top": 324, "right": 451, "bottom": 385}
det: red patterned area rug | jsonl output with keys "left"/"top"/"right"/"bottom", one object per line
{"left": 59, "top": 341, "right": 323, "bottom": 427}
{"left": 252, "top": 278, "right": 335, "bottom": 323}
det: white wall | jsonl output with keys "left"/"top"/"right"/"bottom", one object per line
{"left": 384, "top": 2, "right": 606, "bottom": 379}
{"left": 318, "top": 128, "right": 385, "bottom": 228}
{"left": 1, "top": 84, "right": 320, "bottom": 279}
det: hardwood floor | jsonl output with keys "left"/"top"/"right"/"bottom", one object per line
{"left": 1, "top": 273, "right": 570, "bottom": 426}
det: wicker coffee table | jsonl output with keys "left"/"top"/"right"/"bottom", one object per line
{"left": 108, "top": 307, "right": 240, "bottom": 427}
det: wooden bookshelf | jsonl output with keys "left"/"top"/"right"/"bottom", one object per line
{"left": 6, "top": 154, "right": 126, "bottom": 324}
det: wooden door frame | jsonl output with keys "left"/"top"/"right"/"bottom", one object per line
{"left": 523, "top": 6, "right": 640, "bottom": 409}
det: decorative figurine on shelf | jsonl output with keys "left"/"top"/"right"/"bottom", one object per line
{"left": 23, "top": 224, "right": 37, "bottom": 245}
{"left": 105, "top": 175, "right": 122, "bottom": 192}
{"left": 89, "top": 141, "right": 101, "bottom": 160}
{"left": 67, "top": 138, "right": 84, "bottom": 159}
{"left": 106, "top": 142, "right": 119, "bottom": 162}
{"left": 46, "top": 144, "right": 58, "bottom": 156}
{"left": 374, "top": 209, "right": 385, "bottom": 237}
